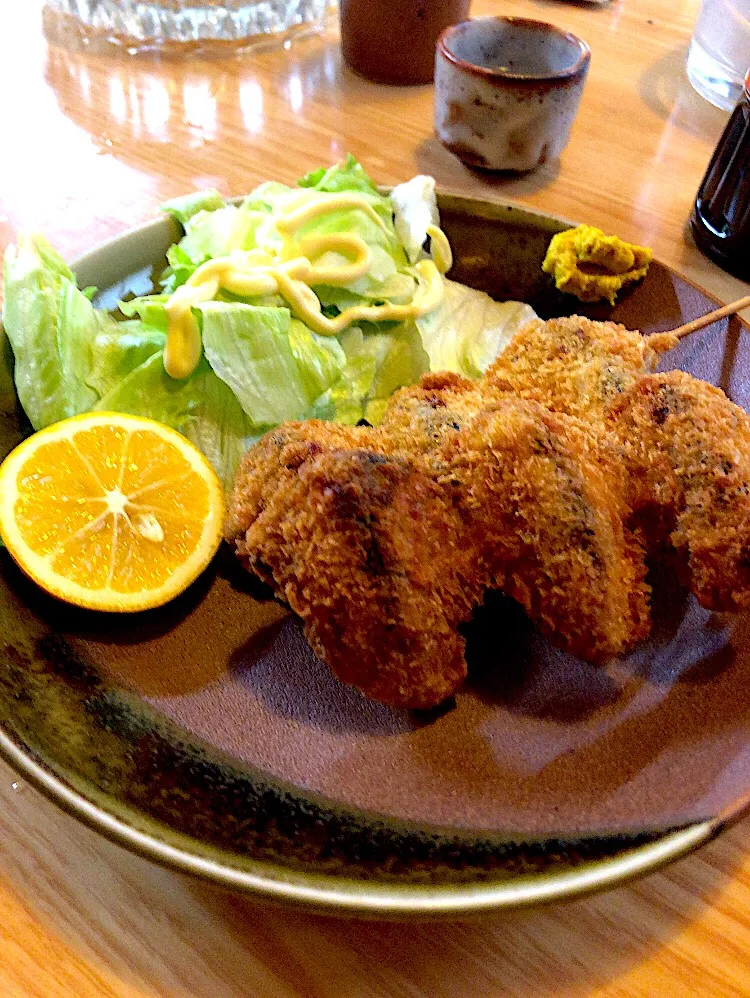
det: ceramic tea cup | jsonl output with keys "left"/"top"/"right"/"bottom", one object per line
{"left": 435, "top": 16, "right": 591, "bottom": 171}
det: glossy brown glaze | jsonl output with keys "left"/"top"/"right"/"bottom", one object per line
{"left": 339, "top": 0, "right": 471, "bottom": 85}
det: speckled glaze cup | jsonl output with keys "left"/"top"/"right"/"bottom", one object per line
{"left": 435, "top": 17, "right": 591, "bottom": 171}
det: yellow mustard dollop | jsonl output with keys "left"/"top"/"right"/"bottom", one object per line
{"left": 542, "top": 225, "right": 653, "bottom": 306}
{"left": 163, "top": 191, "right": 451, "bottom": 380}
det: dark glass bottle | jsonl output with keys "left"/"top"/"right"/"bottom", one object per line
{"left": 691, "top": 71, "right": 750, "bottom": 280}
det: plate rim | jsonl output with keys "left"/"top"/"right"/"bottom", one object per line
{"left": 0, "top": 724, "right": 722, "bottom": 916}
{"left": 1, "top": 190, "right": 747, "bottom": 916}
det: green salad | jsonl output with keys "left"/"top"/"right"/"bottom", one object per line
{"left": 2, "top": 157, "right": 536, "bottom": 488}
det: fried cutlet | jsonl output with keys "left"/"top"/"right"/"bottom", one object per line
{"left": 226, "top": 388, "right": 650, "bottom": 706}
{"left": 485, "top": 314, "right": 750, "bottom": 613}
{"left": 226, "top": 421, "right": 481, "bottom": 708}
{"left": 380, "top": 374, "right": 651, "bottom": 659}
{"left": 437, "top": 398, "right": 650, "bottom": 660}
{"left": 485, "top": 314, "right": 675, "bottom": 419}
{"left": 608, "top": 371, "right": 750, "bottom": 611}
{"left": 225, "top": 314, "right": 750, "bottom": 708}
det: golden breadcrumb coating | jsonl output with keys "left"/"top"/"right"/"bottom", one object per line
{"left": 608, "top": 371, "right": 750, "bottom": 611}
{"left": 225, "top": 314, "right": 750, "bottom": 708}
{"left": 438, "top": 398, "right": 650, "bottom": 660}
{"left": 227, "top": 421, "right": 478, "bottom": 708}
{"left": 486, "top": 315, "right": 670, "bottom": 419}
{"left": 226, "top": 372, "right": 650, "bottom": 706}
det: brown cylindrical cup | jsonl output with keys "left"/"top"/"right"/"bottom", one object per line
{"left": 340, "top": 0, "right": 471, "bottom": 85}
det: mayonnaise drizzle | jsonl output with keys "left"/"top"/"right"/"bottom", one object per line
{"left": 163, "top": 190, "right": 451, "bottom": 380}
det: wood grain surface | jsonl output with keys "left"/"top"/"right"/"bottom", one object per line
{"left": 0, "top": 0, "right": 749, "bottom": 994}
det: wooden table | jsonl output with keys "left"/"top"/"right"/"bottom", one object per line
{"left": 1, "top": 1, "right": 748, "bottom": 994}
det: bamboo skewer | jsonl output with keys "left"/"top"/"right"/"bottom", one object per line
{"left": 649, "top": 294, "right": 750, "bottom": 354}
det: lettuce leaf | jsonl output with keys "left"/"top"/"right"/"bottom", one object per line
{"left": 95, "top": 352, "right": 258, "bottom": 490}
{"left": 118, "top": 293, "right": 169, "bottom": 331}
{"left": 322, "top": 322, "right": 429, "bottom": 425}
{"left": 161, "top": 189, "right": 225, "bottom": 225}
{"left": 301, "top": 228, "right": 409, "bottom": 318}
{"left": 416, "top": 278, "right": 538, "bottom": 378}
{"left": 199, "top": 302, "right": 346, "bottom": 425}
{"left": 359, "top": 321, "right": 429, "bottom": 405}
{"left": 87, "top": 322, "right": 166, "bottom": 398}
{"left": 3, "top": 234, "right": 101, "bottom": 428}
{"left": 168, "top": 205, "right": 265, "bottom": 273}
{"left": 298, "top": 154, "right": 381, "bottom": 198}
{"left": 325, "top": 329, "right": 378, "bottom": 424}
{"left": 159, "top": 198, "right": 275, "bottom": 293}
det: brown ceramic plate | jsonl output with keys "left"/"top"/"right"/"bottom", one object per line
{"left": 0, "top": 194, "right": 748, "bottom": 917}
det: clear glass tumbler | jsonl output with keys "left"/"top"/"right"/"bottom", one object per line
{"left": 686, "top": 0, "right": 750, "bottom": 111}
{"left": 44, "top": 0, "right": 332, "bottom": 53}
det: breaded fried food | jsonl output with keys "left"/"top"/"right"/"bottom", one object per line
{"left": 380, "top": 375, "right": 651, "bottom": 659}
{"left": 485, "top": 313, "right": 750, "bottom": 612}
{"left": 486, "top": 315, "right": 676, "bottom": 420}
{"left": 226, "top": 389, "right": 650, "bottom": 705}
{"left": 608, "top": 371, "right": 750, "bottom": 611}
{"left": 377, "top": 371, "right": 483, "bottom": 455}
{"left": 226, "top": 421, "right": 481, "bottom": 708}
{"left": 437, "top": 398, "right": 650, "bottom": 660}
{"left": 225, "top": 313, "right": 750, "bottom": 709}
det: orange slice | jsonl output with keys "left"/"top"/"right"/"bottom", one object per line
{"left": 0, "top": 412, "right": 224, "bottom": 612}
